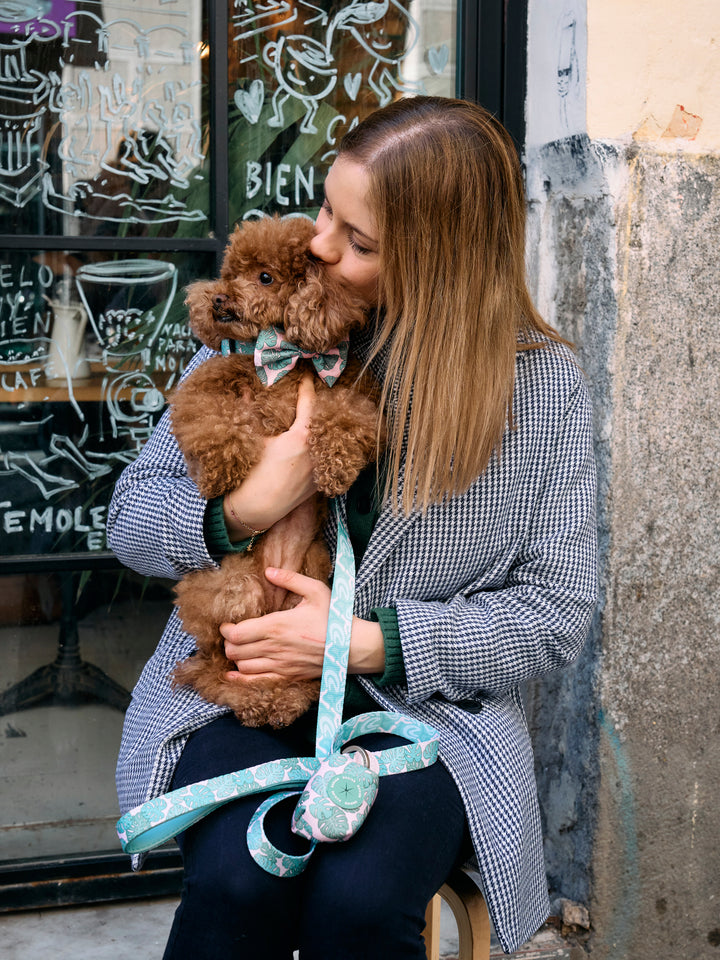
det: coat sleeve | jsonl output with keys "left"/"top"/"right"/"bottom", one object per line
{"left": 398, "top": 365, "right": 598, "bottom": 703}
{"left": 106, "top": 346, "right": 217, "bottom": 580}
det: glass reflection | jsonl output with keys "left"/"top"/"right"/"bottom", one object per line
{"left": 0, "top": 0, "right": 208, "bottom": 238}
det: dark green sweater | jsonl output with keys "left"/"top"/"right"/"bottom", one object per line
{"left": 203, "top": 463, "right": 406, "bottom": 737}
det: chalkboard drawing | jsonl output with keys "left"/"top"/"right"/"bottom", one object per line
{"left": 103, "top": 369, "right": 166, "bottom": 447}
{"left": 49, "top": 72, "right": 94, "bottom": 182}
{"left": 45, "top": 289, "right": 90, "bottom": 384}
{"left": 264, "top": 35, "right": 337, "bottom": 135}
{"left": 232, "top": 0, "right": 299, "bottom": 43}
{"left": 0, "top": 35, "right": 52, "bottom": 207}
{"left": 327, "top": 0, "right": 422, "bottom": 107}
{"left": 427, "top": 43, "right": 449, "bottom": 76}
{"left": 75, "top": 259, "right": 177, "bottom": 362}
{"left": 234, "top": 78, "right": 265, "bottom": 125}
{"left": 1, "top": 448, "right": 80, "bottom": 502}
{"left": 258, "top": 0, "right": 422, "bottom": 136}
{"left": 95, "top": 78, "right": 203, "bottom": 191}
{"left": 2, "top": 7, "right": 210, "bottom": 230}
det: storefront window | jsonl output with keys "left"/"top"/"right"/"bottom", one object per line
{"left": 0, "top": 0, "right": 476, "bottom": 909}
{"left": 0, "top": 0, "right": 210, "bottom": 903}
{"left": 0, "top": 0, "right": 208, "bottom": 239}
{"left": 227, "top": 0, "right": 457, "bottom": 222}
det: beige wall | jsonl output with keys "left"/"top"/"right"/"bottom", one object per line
{"left": 587, "top": 0, "right": 720, "bottom": 148}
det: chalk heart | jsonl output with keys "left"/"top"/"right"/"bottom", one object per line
{"left": 234, "top": 80, "right": 264, "bottom": 125}
{"left": 343, "top": 72, "right": 362, "bottom": 101}
{"left": 428, "top": 44, "right": 449, "bottom": 75}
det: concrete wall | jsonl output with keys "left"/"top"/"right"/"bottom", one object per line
{"left": 524, "top": 2, "right": 720, "bottom": 957}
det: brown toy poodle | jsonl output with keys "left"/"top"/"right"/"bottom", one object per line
{"left": 169, "top": 215, "right": 383, "bottom": 728}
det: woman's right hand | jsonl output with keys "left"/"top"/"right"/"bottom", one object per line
{"left": 223, "top": 375, "right": 318, "bottom": 540}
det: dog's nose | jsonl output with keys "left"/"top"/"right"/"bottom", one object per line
{"left": 212, "top": 294, "right": 228, "bottom": 309}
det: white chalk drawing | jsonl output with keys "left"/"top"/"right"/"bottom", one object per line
{"left": 0, "top": 34, "right": 52, "bottom": 207}
{"left": 0, "top": 1, "right": 206, "bottom": 228}
{"left": 427, "top": 43, "right": 448, "bottom": 75}
{"left": 0, "top": 0, "right": 456, "bottom": 553}
{"left": 0, "top": 0, "right": 451, "bottom": 223}
{"left": 264, "top": 33, "right": 337, "bottom": 134}
{"left": 232, "top": 0, "right": 300, "bottom": 42}
{"left": 343, "top": 71, "right": 361, "bottom": 100}
{"left": 75, "top": 260, "right": 178, "bottom": 359}
{"left": 232, "top": 0, "right": 433, "bottom": 142}
{"left": 0, "top": 253, "right": 195, "bottom": 553}
{"left": 331, "top": 0, "right": 423, "bottom": 104}
{"left": 234, "top": 78, "right": 265, "bottom": 125}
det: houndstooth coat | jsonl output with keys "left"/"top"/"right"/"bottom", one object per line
{"left": 109, "top": 332, "right": 597, "bottom": 955}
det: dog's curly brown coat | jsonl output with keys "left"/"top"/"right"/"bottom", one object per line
{"left": 170, "top": 216, "right": 384, "bottom": 728}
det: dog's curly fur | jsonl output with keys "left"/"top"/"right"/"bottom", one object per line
{"left": 169, "top": 215, "right": 384, "bottom": 728}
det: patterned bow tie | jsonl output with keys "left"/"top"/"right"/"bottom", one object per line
{"left": 222, "top": 326, "right": 348, "bottom": 387}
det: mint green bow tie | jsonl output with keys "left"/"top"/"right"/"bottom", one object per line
{"left": 222, "top": 326, "right": 348, "bottom": 387}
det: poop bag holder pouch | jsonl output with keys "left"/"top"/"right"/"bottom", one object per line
{"left": 291, "top": 745, "right": 380, "bottom": 843}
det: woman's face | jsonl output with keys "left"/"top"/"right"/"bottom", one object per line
{"left": 310, "top": 157, "right": 380, "bottom": 307}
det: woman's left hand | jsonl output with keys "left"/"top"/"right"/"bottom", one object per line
{"left": 220, "top": 567, "right": 386, "bottom": 681}
{"left": 221, "top": 568, "right": 330, "bottom": 682}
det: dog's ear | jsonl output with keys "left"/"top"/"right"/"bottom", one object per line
{"left": 284, "top": 261, "right": 367, "bottom": 351}
{"left": 184, "top": 279, "right": 226, "bottom": 351}
{"left": 283, "top": 274, "right": 333, "bottom": 351}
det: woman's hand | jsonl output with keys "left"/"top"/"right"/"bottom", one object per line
{"left": 220, "top": 567, "right": 386, "bottom": 681}
{"left": 223, "top": 376, "right": 318, "bottom": 540}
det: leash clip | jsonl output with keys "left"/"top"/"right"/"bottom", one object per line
{"left": 341, "top": 744, "right": 372, "bottom": 767}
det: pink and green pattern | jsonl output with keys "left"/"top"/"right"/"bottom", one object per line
{"left": 221, "top": 327, "right": 348, "bottom": 387}
{"left": 116, "top": 501, "right": 440, "bottom": 876}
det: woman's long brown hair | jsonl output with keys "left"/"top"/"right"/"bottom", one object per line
{"left": 339, "top": 97, "right": 566, "bottom": 514}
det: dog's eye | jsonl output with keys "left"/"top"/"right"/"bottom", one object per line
{"left": 259, "top": 272, "right": 274, "bottom": 285}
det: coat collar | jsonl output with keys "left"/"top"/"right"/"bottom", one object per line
{"left": 354, "top": 502, "right": 421, "bottom": 593}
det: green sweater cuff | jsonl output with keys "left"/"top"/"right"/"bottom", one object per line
{"left": 204, "top": 496, "right": 252, "bottom": 553}
{"left": 371, "top": 607, "right": 406, "bottom": 687}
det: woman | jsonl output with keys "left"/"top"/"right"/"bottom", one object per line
{"left": 109, "top": 97, "right": 597, "bottom": 958}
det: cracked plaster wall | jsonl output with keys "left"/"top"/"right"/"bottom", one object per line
{"left": 524, "top": 2, "right": 720, "bottom": 957}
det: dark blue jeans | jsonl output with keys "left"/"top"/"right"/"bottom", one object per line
{"left": 162, "top": 715, "right": 471, "bottom": 959}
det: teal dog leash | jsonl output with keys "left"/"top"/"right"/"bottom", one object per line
{"left": 116, "top": 500, "right": 440, "bottom": 875}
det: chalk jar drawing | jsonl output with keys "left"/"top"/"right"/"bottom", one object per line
{"left": 75, "top": 260, "right": 178, "bottom": 361}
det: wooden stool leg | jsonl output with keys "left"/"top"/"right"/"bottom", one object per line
{"left": 424, "top": 867, "right": 491, "bottom": 960}
{"left": 423, "top": 894, "right": 442, "bottom": 960}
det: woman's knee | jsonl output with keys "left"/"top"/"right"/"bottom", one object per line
{"left": 175, "top": 829, "right": 301, "bottom": 954}
{"left": 183, "top": 850, "right": 275, "bottom": 916}
{"left": 300, "top": 870, "right": 426, "bottom": 957}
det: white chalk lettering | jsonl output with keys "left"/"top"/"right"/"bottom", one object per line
{"left": 4, "top": 510, "right": 25, "bottom": 533}
{"left": 86, "top": 529, "right": 104, "bottom": 550}
{"left": 0, "top": 263, "right": 54, "bottom": 291}
{"left": 2, "top": 504, "right": 110, "bottom": 547}
{"left": 246, "top": 161, "right": 315, "bottom": 206}
{"left": 275, "top": 163, "right": 291, "bottom": 206}
{"left": 29, "top": 507, "right": 53, "bottom": 532}
{"left": 1, "top": 368, "right": 44, "bottom": 391}
{"left": 55, "top": 509, "right": 74, "bottom": 533}
{"left": 89, "top": 507, "right": 106, "bottom": 530}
